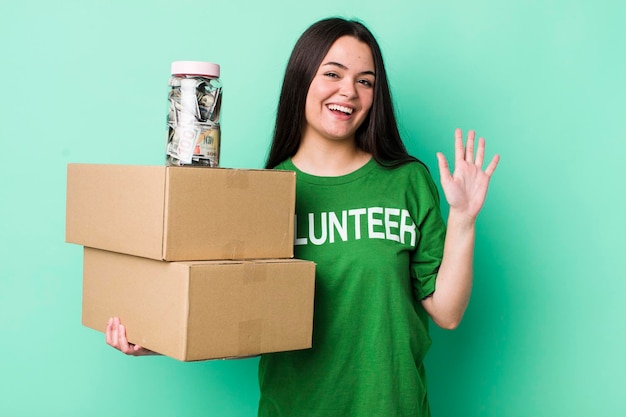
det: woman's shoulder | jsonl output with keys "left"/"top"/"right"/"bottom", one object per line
{"left": 376, "top": 159, "right": 433, "bottom": 180}
{"left": 272, "top": 159, "right": 295, "bottom": 171}
{"left": 376, "top": 159, "right": 441, "bottom": 201}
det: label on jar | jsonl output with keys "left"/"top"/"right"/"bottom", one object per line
{"left": 196, "top": 127, "right": 220, "bottom": 164}
{"left": 171, "top": 124, "right": 200, "bottom": 164}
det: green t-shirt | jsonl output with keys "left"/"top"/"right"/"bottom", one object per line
{"left": 258, "top": 158, "right": 446, "bottom": 417}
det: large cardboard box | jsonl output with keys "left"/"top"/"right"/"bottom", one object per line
{"left": 66, "top": 164, "right": 295, "bottom": 261}
{"left": 82, "top": 247, "right": 315, "bottom": 361}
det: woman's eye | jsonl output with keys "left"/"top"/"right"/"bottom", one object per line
{"left": 359, "top": 79, "right": 373, "bottom": 87}
{"left": 324, "top": 72, "right": 339, "bottom": 78}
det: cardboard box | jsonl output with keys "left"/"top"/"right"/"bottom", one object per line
{"left": 82, "top": 247, "right": 315, "bottom": 361}
{"left": 66, "top": 164, "right": 295, "bottom": 261}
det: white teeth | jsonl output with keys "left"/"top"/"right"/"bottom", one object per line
{"left": 328, "top": 104, "right": 353, "bottom": 115}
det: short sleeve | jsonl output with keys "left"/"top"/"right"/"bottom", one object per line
{"left": 409, "top": 165, "right": 446, "bottom": 300}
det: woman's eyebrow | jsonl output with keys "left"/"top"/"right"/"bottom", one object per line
{"left": 322, "top": 61, "right": 375, "bottom": 76}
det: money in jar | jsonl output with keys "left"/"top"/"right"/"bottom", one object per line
{"left": 166, "top": 61, "right": 222, "bottom": 167}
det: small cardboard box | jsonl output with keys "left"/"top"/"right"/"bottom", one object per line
{"left": 66, "top": 164, "right": 295, "bottom": 261}
{"left": 82, "top": 247, "right": 315, "bottom": 361}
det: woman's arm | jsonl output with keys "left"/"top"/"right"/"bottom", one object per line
{"left": 421, "top": 129, "right": 499, "bottom": 329}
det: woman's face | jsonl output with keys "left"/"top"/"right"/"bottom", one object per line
{"left": 302, "top": 36, "right": 375, "bottom": 145}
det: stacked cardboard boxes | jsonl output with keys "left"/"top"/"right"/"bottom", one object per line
{"left": 66, "top": 164, "right": 315, "bottom": 361}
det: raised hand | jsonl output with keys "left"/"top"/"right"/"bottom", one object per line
{"left": 436, "top": 129, "right": 499, "bottom": 220}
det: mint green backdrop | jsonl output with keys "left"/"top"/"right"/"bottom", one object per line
{"left": 1, "top": 1, "right": 624, "bottom": 416}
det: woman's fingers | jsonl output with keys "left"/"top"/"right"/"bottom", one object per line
{"left": 454, "top": 128, "right": 464, "bottom": 166}
{"left": 465, "top": 130, "right": 475, "bottom": 163}
{"left": 105, "top": 317, "right": 113, "bottom": 346}
{"left": 108, "top": 317, "right": 120, "bottom": 347}
{"left": 436, "top": 152, "right": 452, "bottom": 183}
{"left": 475, "top": 137, "right": 485, "bottom": 168}
{"left": 455, "top": 128, "right": 480, "bottom": 165}
{"left": 485, "top": 154, "right": 500, "bottom": 176}
{"left": 105, "top": 317, "right": 143, "bottom": 355}
{"left": 118, "top": 323, "right": 132, "bottom": 354}
{"left": 455, "top": 129, "right": 495, "bottom": 171}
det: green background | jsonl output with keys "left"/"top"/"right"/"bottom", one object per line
{"left": 1, "top": 0, "right": 624, "bottom": 416}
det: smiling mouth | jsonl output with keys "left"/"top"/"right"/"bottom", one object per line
{"left": 327, "top": 104, "right": 354, "bottom": 115}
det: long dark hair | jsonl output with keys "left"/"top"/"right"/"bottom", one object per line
{"left": 265, "top": 17, "right": 419, "bottom": 169}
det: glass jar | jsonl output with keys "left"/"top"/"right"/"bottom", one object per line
{"left": 166, "top": 61, "right": 222, "bottom": 167}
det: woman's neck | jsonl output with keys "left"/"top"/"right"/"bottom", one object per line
{"left": 292, "top": 138, "right": 372, "bottom": 176}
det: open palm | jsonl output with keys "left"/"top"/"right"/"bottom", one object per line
{"left": 437, "top": 129, "right": 500, "bottom": 220}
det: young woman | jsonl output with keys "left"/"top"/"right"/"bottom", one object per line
{"left": 107, "top": 17, "right": 499, "bottom": 417}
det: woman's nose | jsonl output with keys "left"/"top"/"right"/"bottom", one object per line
{"left": 339, "top": 79, "right": 357, "bottom": 98}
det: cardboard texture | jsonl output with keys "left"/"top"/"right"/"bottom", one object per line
{"left": 82, "top": 247, "right": 315, "bottom": 361}
{"left": 66, "top": 164, "right": 295, "bottom": 261}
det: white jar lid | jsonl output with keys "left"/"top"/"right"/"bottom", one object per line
{"left": 171, "top": 61, "right": 220, "bottom": 77}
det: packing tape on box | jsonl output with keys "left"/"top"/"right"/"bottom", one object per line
{"left": 226, "top": 170, "right": 250, "bottom": 189}
{"left": 243, "top": 262, "right": 267, "bottom": 284}
{"left": 238, "top": 318, "right": 262, "bottom": 355}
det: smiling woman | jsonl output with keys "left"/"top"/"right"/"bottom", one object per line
{"left": 257, "top": 16, "right": 499, "bottom": 417}
{"left": 103, "top": 16, "right": 499, "bottom": 417}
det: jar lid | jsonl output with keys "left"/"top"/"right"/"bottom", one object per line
{"left": 171, "top": 61, "right": 220, "bottom": 77}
